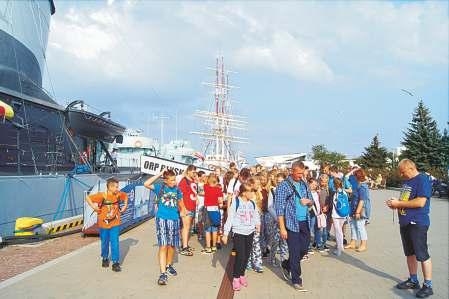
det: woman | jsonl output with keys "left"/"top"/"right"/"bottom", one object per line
{"left": 345, "top": 168, "right": 371, "bottom": 252}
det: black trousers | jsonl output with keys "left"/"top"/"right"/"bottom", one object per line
{"left": 232, "top": 232, "right": 254, "bottom": 278}
{"left": 283, "top": 221, "right": 310, "bottom": 284}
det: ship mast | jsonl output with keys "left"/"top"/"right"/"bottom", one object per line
{"left": 192, "top": 57, "right": 248, "bottom": 168}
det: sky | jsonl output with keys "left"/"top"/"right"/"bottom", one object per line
{"left": 42, "top": 0, "right": 449, "bottom": 162}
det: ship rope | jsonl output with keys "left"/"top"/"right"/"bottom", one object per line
{"left": 9, "top": 1, "right": 38, "bottom": 174}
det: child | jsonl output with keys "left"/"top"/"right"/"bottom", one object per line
{"left": 178, "top": 165, "right": 198, "bottom": 256}
{"left": 144, "top": 170, "right": 187, "bottom": 285}
{"left": 201, "top": 174, "right": 223, "bottom": 254}
{"left": 86, "top": 177, "right": 128, "bottom": 272}
{"left": 222, "top": 182, "right": 261, "bottom": 291}
{"left": 331, "top": 177, "right": 348, "bottom": 256}
{"left": 246, "top": 176, "right": 264, "bottom": 273}
{"left": 196, "top": 171, "right": 206, "bottom": 241}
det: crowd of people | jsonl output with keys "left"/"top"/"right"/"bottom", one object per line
{"left": 141, "top": 161, "right": 375, "bottom": 291}
{"left": 86, "top": 158, "right": 434, "bottom": 298}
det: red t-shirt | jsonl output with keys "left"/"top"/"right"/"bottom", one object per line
{"left": 204, "top": 184, "right": 223, "bottom": 207}
{"left": 178, "top": 177, "right": 197, "bottom": 211}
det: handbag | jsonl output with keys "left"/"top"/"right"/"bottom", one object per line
{"left": 312, "top": 205, "right": 327, "bottom": 229}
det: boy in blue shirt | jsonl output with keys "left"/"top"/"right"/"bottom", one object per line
{"left": 144, "top": 170, "right": 187, "bottom": 286}
{"left": 386, "top": 159, "right": 433, "bottom": 298}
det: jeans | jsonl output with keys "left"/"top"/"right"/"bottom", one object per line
{"left": 286, "top": 221, "right": 310, "bottom": 284}
{"left": 315, "top": 226, "right": 327, "bottom": 248}
{"left": 350, "top": 219, "right": 368, "bottom": 241}
{"left": 100, "top": 225, "right": 120, "bottom": 263}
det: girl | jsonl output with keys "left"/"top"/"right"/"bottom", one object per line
{"left": 260, "top": 173, "right": 271, "bottom": 258}
{"left": 246, "top": 176, "right": 264, "bottom": 273}
{"left": 266, "top": 172, "right": 288, "bottom": 266}
{"left": 178, "top": 165, "right": 198, "bottom": 256}
{"left": 346, "top": 168, "right": 371, "bottom": 252}
{"left": 308, "top": 178, "right": 321, "bottom": 253}
{"left": 222, "top": 183, "right": 260, "bottom": 291}
{"left": 201, "top": 174, "right": 223, "bottom": 254}
{"left": 144, "top": 170, "right": 186, "bottom": 285}
{"left": 331, "top": 177, "right": 348, "bottom": 256}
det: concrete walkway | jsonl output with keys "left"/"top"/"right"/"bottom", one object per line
{"left": 0, "top": 190, "right": 447, "bottom": 299}
{"left": 235, "top": 190, "right": 448, "bottom": 299}
{"left": 0, "top": 218, "right": 230, "bottom": 299}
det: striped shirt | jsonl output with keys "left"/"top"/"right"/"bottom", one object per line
{"left": 275, "top": 176, "right": 313, "bottom": 232}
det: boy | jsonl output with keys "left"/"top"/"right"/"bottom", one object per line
{"left": 86, "top": 177, "right": 128, "bottom": 272}
{"left": 144, "top": 170, "right": 187, "bottom": 285}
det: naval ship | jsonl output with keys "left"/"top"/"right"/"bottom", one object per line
{"left": 0, "top": 0, "right": 130, "bottom": 237}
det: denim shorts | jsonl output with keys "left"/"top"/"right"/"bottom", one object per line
{"left": 400, "top": 223, "right": 430, "bottom": 262}
{"left": 186, "top": 210, "right": 195, "bottom": 218}
{"left": 205, "top": 226, "right": 218, "bottom": 233}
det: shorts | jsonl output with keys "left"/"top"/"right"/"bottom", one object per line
{"left": 156, "top": 217, "right": 180, "bottom": 247}
{"left": 205, "top": 226, "right": 218, "bottom": 233}
{"left": 400, "top": 224, "right": 430, "bottom": 262}
{"left": 186, "top": 210, "right": 195, "bottom": 218}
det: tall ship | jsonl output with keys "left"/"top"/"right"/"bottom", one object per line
{"left": 192, "top": 57, "right": 248, "bottom": 169}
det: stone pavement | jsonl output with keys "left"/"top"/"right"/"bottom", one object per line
{"left": 0, "top": 190, "right": 447, "bottom": 299}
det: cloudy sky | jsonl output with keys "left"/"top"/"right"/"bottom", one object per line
{"left": 43, "top": 0, "right": 448, "bottom": 161}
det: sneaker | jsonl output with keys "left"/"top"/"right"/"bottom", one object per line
{"left": 239, "top": 276, "right": 248, "bottom": 287}
{"left": 308, "top": 248, "right": 315, "bottom": 255}
{"left": 201, "top": 248, "right": 212, "bottom": 254}
{"left": 293, "top": 283, "right": 308, "bottom": 292}
{"left": 186, "top": 246, "right": 195, "bottom": 252}
{"left": 254, "top": 266, "right": 264, "bottom": 273}
{"left": 166, "top": 264, "right": 177, "bottom": 276}
{"left": 180, "top": 247, "right": 194, "bottom": 256}
{"left": 396, "top": 278, "right": 420, "bottom": 290}
{"left": 301, "top": 254, "right": 309, "bottom": 261}
{"left": 281, "top": 263, "right": 291, "bottom": 281}
{"left": 416, "top": 284, "right": 434, "bottom": 298}
{"left": 111, "top": 263, "right": 121, "bottom": 272}
{"left": 331, "top": 250, "right": 341, "bottom": 257}
{"left": 318, "top": 247, "right": 326, "bottom": 253}
{"left": 211, "top": 246, "right": 217, "bottom": 253}
{"left": 102, "top": 258, "right": 109, "bottom": 268}
{"left": 232, "top": 278, "right": 241, "bottom": 291}
{"left": 158, "top": 272, "right": 168, "bottom": 285}
{"left": 323, "top": 245, "right": 330, "bottom": 252}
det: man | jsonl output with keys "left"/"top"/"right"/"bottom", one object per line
{"left": 386, "top": 159, "right": 433, "bottom": 298}
{"left": 86, "top": 177, "right": 128, "bottom": 272}
{"left": 275, "top": 161, "right": 313, "bottom": 291}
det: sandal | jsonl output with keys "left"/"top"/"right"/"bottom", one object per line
{"left": 187, "top": 246, "right": 195, "bottom": 252}
{"left": 201, "top": 247, "right": 212, "bottom": 254}
{"left": 180, "top": 248, "right": 194, "bottom": 256}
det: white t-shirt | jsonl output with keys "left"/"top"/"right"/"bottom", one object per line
{"left": 227, "top": 178, "right": 241, "bottom": 200}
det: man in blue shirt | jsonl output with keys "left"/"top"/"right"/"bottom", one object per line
{"left": 275, "top": 161, "right": 313, "bottom": 292}
{"left": 386, "top": 159, "right": 433, "bottom": 298}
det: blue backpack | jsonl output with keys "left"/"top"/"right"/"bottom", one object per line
{"left": 333, "top": 190, "right": 350, "bottom": 217}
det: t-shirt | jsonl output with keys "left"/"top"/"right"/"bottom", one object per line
{"left": 329, "top": 175, "right": 351, "bottom": 193}
{"left": 351, "top": 182, "right": 370, "bottom": 218}
{"left": 178, "top": 177, "right": 198, "bottom": 212}
{"left": 398, "top": 173, "right": 432, "bottom": 227}
{"left": 291, "top": 180, "right": 308, "bottom": 221}
{"left": 153, "top": 183, "right": 184, "bottom": 220}
{"left": 227, "top": 178, "right": 241, "bottom": 200}
{"left": 89, "top": 191, "right": 128, "bottom": 229}
{"left": 204, "top": 184, "right": 223, "bottom": 207}
{"left": 348, "top": 175, "right": 358, "bottom": 193}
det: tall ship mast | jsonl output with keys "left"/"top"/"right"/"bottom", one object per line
{"left": 192, "top": 57, "right": 248, "bottom": 168}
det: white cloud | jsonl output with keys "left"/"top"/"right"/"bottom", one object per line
{"left": 45, "top": 1, "right": 448, "bottom": 91}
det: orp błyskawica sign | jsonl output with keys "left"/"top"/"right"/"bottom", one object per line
{"left": 140, "top": 156, "right": 210, "bottom": 176}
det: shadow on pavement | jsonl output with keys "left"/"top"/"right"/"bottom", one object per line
{"left": 120, "top": 238, "right": 139, "bottom": 262}
{"left": 336, "top": 251, "right": 402, "bottom": 283}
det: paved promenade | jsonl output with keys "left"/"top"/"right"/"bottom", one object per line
{"left": 0, "top": 190, "right": 447, "bottom": 299}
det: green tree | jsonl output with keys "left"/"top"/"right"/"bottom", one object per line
{"left": 401, "top": 101, "right": 445, "bottom": 171}
{"left": 311, "top": 144, "right": 347, "bottom": 168}
{"left": 358, "top": 135, "right": 389, "bottom": 169}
